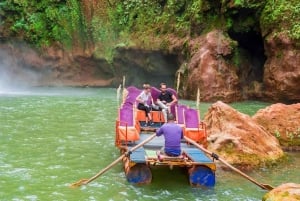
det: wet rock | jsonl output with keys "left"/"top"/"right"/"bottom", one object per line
{"left": 263, "top": 33, "right": 300, "bottom": 102}
{"left": 204, "top": 101, "right": 284, "bottom": 169}
{"left": 252, "top": 103, "right": 300, "bottom": 149}
{"left": 262, "top": 183, "right": 300, "bottom": 201}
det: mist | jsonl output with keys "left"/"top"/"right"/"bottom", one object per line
{"left": 0, "top": 46, "right": 42, "bottom": 94}
{"left": 0, "top": 44, "right": 103, "bottom": 96}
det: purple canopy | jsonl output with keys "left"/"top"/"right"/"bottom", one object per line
{"left": 176, "top": 104, "right": 188, "bottom": 124}
{"left": 119, "top": 104, "right": 134, "bottom": 127}
{"left": 184, "top": 108, "right": 199, "bottom": 128}
{"left": 125, "top": 86, "right": 142, "bottom": 105}
{"left": 167, "top": 88, "right": 178, "bottom": 99}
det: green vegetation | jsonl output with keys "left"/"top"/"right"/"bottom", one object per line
{"left": 274, "top": 128, "right": 300, "bottom": 146}
{"left": 106, "top": 0, "right": 221, "bottom": 39}
{"left": 0, "top": 0, "right": 223, "bottom": 48}
{"left": 91, "top": 18, "right": 117, "bottom": 63}
{"left": 274, "top": 129, "right": 281, "bottom": 138}
{"left": 0, "top": 0, "right": 88, "bottom": 47}
{"left": 0, "top": 0, "right": 299, "bottom": 51}
{"left": 261, "top": 0, "right": 300, "bottom": 40}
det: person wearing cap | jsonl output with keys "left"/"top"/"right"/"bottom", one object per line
{"left": 156, "top": 83, "right": 177, "bottom": 122}
{"left": 136, "top": 83, "right": 154, "bottom": 126}
{"left": 156, "top": 113, "right": 183, "bottom": 156}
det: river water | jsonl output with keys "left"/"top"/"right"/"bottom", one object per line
{"left": 0, "top": 87, "right": 299, "bottom": 201}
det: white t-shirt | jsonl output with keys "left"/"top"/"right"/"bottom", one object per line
{"left": 138, "top": 91, "right": 151, "bottom": 104}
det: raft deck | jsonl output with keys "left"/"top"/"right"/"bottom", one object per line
{"left": 127, "top": 133, "right": 216, "bottom": 169}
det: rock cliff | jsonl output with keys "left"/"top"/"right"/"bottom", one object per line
{"left": 0, "top": 1, "right": 300, "bottom": 103}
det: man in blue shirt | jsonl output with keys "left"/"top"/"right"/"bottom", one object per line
{"left": 156, "top": 113, "right": 183, "bottom": 156}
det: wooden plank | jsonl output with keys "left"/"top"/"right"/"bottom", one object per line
{"left": 183, "top": 148, "right": 214, "bottom": 163}
{"left": 129, "top": 147, "right": 146, "bottom": 163}
{"left": 136, "top": 133, "right": 164, "bottom": 149}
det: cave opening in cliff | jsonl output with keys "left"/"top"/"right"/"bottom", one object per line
{"left": 228, "top": 29, "right": 266, "bottom": 86}
{"left": 114, "top": 48, "right": 180, "bottom": 88}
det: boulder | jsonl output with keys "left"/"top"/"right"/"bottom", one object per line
{"left": 253, "top": 103, "right": 300, "bottom": 150}
{"left": 262, "top": 183, "right": 300, "bottom": 201}
{"left": 263, "top": 33, "right": 300, "bottom": 102}
{"left": 183, "top": 30, "right": 241, "bottom": 102}
{"left": 204, "top": 101, "right": 284, "bottom": 169}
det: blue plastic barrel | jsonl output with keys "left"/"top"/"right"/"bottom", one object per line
{"left": 188, "top": 165, "right": 215, "bottom": 187}
{"left": 126, "top": 163, "right": 152, "bottom": 184}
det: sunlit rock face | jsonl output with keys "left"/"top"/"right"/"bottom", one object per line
{"left": 184, "top": 30, "right": 242, "bottom": 102}
{"left": 253, "top": 103, "right": 300, "bottom": 150}
{"left": 204, "top": 101, "right": 284, "bottom": 169}
{"left": 262, "top": 183, "right": 300, "bottom": 201}
{"left": 263, "top": 33, "right": 300, "bottom": 102}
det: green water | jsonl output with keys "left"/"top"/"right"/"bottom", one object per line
{"left": 0, "top": 87, "right": 299, "bottom": 201}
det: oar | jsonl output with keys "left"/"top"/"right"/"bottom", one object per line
{"left": 70, "top": 133, "right": 156, "bottom": 188}
{"left": 184, "top": 136, "right": 274, "bottom": 191}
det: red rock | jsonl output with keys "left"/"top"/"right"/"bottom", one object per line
{"left": 204, "top": 101, "right": 284, "bottom": 168}
{"left": 253, "top": 103, "right": 300, "bottom": 149}
{"left": 184, "top": 30, "right": 241, "bottom": 102}
{"left": 263, "top": 33, "right": 300, "bottom": 102}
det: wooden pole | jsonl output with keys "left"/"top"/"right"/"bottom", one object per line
{"left": 176, "top": 73, "right": 180, "bottom": 93}
{"left": 117, "top": 84, "right": 121, "bottom": 107}
{"left": 196, "top": 87, "right": 201, "bottom": 119}
{"left": 70, "top": 134, "right": 156, "bottom": 188}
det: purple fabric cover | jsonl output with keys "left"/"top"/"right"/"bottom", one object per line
{"left": 125, "top": 86, "right": 142, "bottom": 105}
{"left": 119, "top": 104, "right": 134, "bottom": 126}
{"left": 122, "top": 102, "right": 133, "bottom": 109}
{"left": 176, "top": 104, "right": 188, "bottom": 124}
{"left": 184, "top": 108, "right": 199, "bottom": 128}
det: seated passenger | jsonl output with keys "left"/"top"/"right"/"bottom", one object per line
{"left": 136, "top": 83, "right": 154, "bottom": 126}
{"left": 156, "top": 113, "right": 183, "bottom": 156}
{"left": 156, "top": 83, "right": 177, "bottom": 122}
